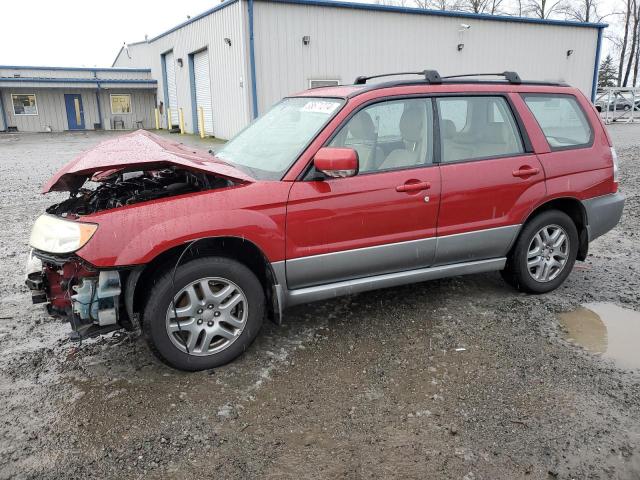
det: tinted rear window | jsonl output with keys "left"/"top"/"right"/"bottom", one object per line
{"left": 522, "top": 94, "right": 593, "bottom": 150}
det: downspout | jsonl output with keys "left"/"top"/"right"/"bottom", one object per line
{"left": 0, "top": 89, "right": 7, "bottom": 132}
{"left": 591, "top": 26, "right": 604, "bottom": 102}
{"left": 248, "top": 0, "right": 259, "bottom": 118}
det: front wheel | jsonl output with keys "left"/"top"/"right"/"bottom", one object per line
{"left": 143, "top": 256, "right": 265, "bottom": 371}
{"left": 502, "top": 210, "right": 578, "bottom": 293}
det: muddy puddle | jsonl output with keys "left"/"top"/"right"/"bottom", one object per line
{"left": 559, "top": 303, "right": 640, "bottom": 370}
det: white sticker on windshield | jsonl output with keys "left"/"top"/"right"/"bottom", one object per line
{"left": 300, "top": 100, "right": 340, "bottom": 115}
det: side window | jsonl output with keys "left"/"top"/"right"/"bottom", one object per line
{"left": 437, "top": 96, "right": 525, "bottom": 164}
{"left": 522, "top": 94, "right": 592, "bottom": 149}
{"left": 329, "top": 98, "right": 433, "bottom": 173}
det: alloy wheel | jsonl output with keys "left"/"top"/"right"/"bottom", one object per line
{"left": 526, "top": 224, "right": 570, "bottom": 283}
{"left": 165, "top": 277, "right": 248, "bottom": 356}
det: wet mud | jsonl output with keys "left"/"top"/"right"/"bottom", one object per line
{"left": 1, "top": 127, "right": 639, "bottom": 479}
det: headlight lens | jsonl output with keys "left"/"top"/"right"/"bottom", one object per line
{"left": 29, "top": 214, "right": 98, "bottom": 254}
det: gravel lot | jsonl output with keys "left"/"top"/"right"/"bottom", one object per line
{"left": 0, "top": 126, "right": 638, "bottom": 479}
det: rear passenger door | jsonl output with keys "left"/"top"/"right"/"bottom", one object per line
{"left": 434, "top": 95, "right": 545, "bottom": 265}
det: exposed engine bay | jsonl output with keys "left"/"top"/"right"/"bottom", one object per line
{"left": 46, "top": 167, "right": 233, "bottom": 216}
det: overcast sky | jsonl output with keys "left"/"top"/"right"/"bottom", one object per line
{"left": 0, "top": 0, "right": 622, "bottom": 68}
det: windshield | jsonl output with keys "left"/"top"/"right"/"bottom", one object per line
{"left": 215, "top": 97, "right": 344, "bottom": 180}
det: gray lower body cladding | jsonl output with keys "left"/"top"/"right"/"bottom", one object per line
{"left": 583, "top": 192, "right": 625, "bottom": 242}
{"left": 275, "top": 225, "right": 521, "bottom": 307}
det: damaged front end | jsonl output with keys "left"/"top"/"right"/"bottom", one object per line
{"left": 26, "top": 250, "right": 125, "bottom": 340}
{"left": 27, "top": 130, "right": 254, "bottom": 341}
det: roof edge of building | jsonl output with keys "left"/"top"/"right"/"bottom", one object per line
{"left": 131, "top": 0, "right": 607, "bottom": 50}
{"left": 0, "top": 65, "right": 152, "bottom": 73}
{"left": 265, "top": 0, "right": 608, "bottom": 28}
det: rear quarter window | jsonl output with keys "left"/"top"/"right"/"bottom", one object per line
{"left": 522, "top": 94, "right": 593, "bottom": 150}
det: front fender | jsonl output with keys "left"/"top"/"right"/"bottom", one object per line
{"left": 75, "top": 182, "right": 290, "bottom": 267}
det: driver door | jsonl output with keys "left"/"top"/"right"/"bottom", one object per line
{"left": 285, "top": 98, "right": 441, "bottom": 290}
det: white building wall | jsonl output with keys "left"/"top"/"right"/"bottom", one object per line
{"left": 113, "top": 1, "right": 252, "bottom": 139}
{"left": 252, "top": 2, "right": 599, "bottom": 113}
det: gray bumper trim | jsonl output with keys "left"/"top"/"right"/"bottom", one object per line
{"left": 583, "top": 192, "right": 625, "bottom": 242}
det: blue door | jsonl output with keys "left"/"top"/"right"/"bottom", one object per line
{"left": 64, "top": 94, "right": 85, "bottom": 130}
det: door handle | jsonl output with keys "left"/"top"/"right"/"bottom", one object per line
{"left": 512, "top": 166, "right": 540, "bottom": 178}
{"left": 396, "top": 181, "right": 431, "bottom": 192}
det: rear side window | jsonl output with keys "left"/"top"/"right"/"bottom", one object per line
{"left": 436, "top": 96, "right": 524, "bottom": 163}
{"left": 522, "top": 94, "right": 593, "bottom": 150}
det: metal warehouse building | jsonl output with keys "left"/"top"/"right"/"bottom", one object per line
{"left": 113, "top": 0, "right": 606, "bottom": 140}
{"left": 0, "top": 67, "right": 157, "bottom": 132}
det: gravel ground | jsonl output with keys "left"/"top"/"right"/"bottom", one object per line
{"left": 0, "top": 126, "right": 638, "bottom": 479}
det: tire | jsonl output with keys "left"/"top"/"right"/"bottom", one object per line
{"left": 502, "top": 210, "right": 578, "bottom": 294}
{"left": 142, "top": 256, "right": 265, "bottom": 371}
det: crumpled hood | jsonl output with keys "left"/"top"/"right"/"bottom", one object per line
{"left": 42, "top": 130, "right": 254, "bottom": 193}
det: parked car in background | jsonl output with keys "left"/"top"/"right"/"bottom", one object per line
{"left": 595, "top": 98, "right": 640, "bottom": 112}
{"left": 26, "top": 70, "right": 624, "bottom": 371}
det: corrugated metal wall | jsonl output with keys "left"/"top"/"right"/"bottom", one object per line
{"left": 0, "top": 88, "right": 155, "bottom": 132}
{"left": 114, "top": 1, "right": 251, "bottom": 139}
{"left": 111, "top": 0, "right": 601, "bottom": 137}
{"left": 252, "top": 2, "right": 599, "bottom": 113}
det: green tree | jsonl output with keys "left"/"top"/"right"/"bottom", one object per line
{"left": 598, "top": 54, "right": 618, "bottom": 88}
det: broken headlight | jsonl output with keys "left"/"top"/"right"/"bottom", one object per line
{"left": 29, "top": 214, "right": 98, "bottom": 254}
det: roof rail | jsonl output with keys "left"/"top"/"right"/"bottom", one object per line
{"left": 440, "top": 71, "right": 522, "bottom": 84}
{"left": 354, "top": 70, "right": 442, "bottom": 85}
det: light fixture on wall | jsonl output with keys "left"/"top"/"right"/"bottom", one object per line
{"left": 224, "top": 37, "right": 232, "bottom": 46}
{"left": 457, "top": 24, "right": 470, "bottom": 52}
{"left": 566, "top": 49, "right": 574, "bottom": 57}
{"left": 302, "top": 35, "right": 311, "bottom": 45}
{"left": 177, "top": 58, "right": 184, "bottom": 67}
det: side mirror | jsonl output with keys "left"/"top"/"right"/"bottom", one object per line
{"left": 313, "top": 147, "right": 359, "bottom": 178}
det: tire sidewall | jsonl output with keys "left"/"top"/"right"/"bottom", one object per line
{"left": 511, "top": 210, "right": 579, "bottom": 294}
{"left": 143, "top": 256, "right": 265, "bottom": 371}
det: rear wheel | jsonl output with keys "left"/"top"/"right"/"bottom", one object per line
{"left": 502, "top": 210, "right": 578, "bottom": 293}
{"left": 143, "top": 256, "right": 265, "bottom": 371}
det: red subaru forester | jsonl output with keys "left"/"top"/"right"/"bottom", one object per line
{"left": 26, "top": 71, "right": 624, "bottom": 371}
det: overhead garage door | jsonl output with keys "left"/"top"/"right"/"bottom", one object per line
{"left": 194, "top": 50, "right": 214, "bottom": 136}
{"left": 164, "top": 51, "right": 179, "bottom": 127}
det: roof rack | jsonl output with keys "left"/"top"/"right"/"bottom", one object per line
{"left": 353, "top": 70, "right": 523, "bottom": 86}
{"left": 354, "top": 70, "right": 442, "bottom": 85}
{"left": 440, "top": 71, "right": 522, "bottom": 84}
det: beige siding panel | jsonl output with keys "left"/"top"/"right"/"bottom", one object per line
{"left": 252, "top": 2, "right": 599, "bottom": 113}
{"left": 1, "top": 88, "right": 155, "bottom": 132}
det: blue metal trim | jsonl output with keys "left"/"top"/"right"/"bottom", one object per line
{"left": 160, "top": 52, "right": 170, "bottom": 127}
{"left": 591, "top": 27, "right": 603, "bottom": 102}
{"left": 0, "top": 90, "right": 7, "bottom": 131}
{"left": 148, "top": 0, "right": 240, "bottom": 42}
{"left": 0, "top": 77, "right": 157, "bottom": 84}
{"left": 248, "top": 0, "right": 259, "bottom": 118}
{"left": 264, "top": 0, "right": 607, "bottom": 28}
{"left": 0, "top": 65, "right": 151, "bottom": 72}
{"left": 188, "top": 53, "right": 199, "bottom": 134}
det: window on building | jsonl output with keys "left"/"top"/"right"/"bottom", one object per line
{"left": 309, "top": 79, "right": 340, "bottom": 88}
{"left": 522, "top": 94, "right": 592, "bottom": 150}
{"left": 436, "top": 96, "right": 524, "bottom": 163}
{"left": 12, "top": 94, "right": 38, "bottom": 115}
{"left": 110, "top": 94, "right": 132, "bottom": 114}
{"left": 329, "top": 98, "right": 433, "bottom": 173}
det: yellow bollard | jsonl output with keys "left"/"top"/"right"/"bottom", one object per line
{"left": 167, "top": 107, "right": 172, "bottom": 129}
{"left": 178, "top": 108, "right": 185, "bottom": 134}
{"left": 154, "top": 108, "right": 160, "bottom": 130}
{"left": 198, "top": 107, "right": 205, "bottom": 139}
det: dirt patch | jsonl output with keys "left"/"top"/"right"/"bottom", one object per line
{"left": 1, "top": 129, "right": 639, "bottom": 479}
